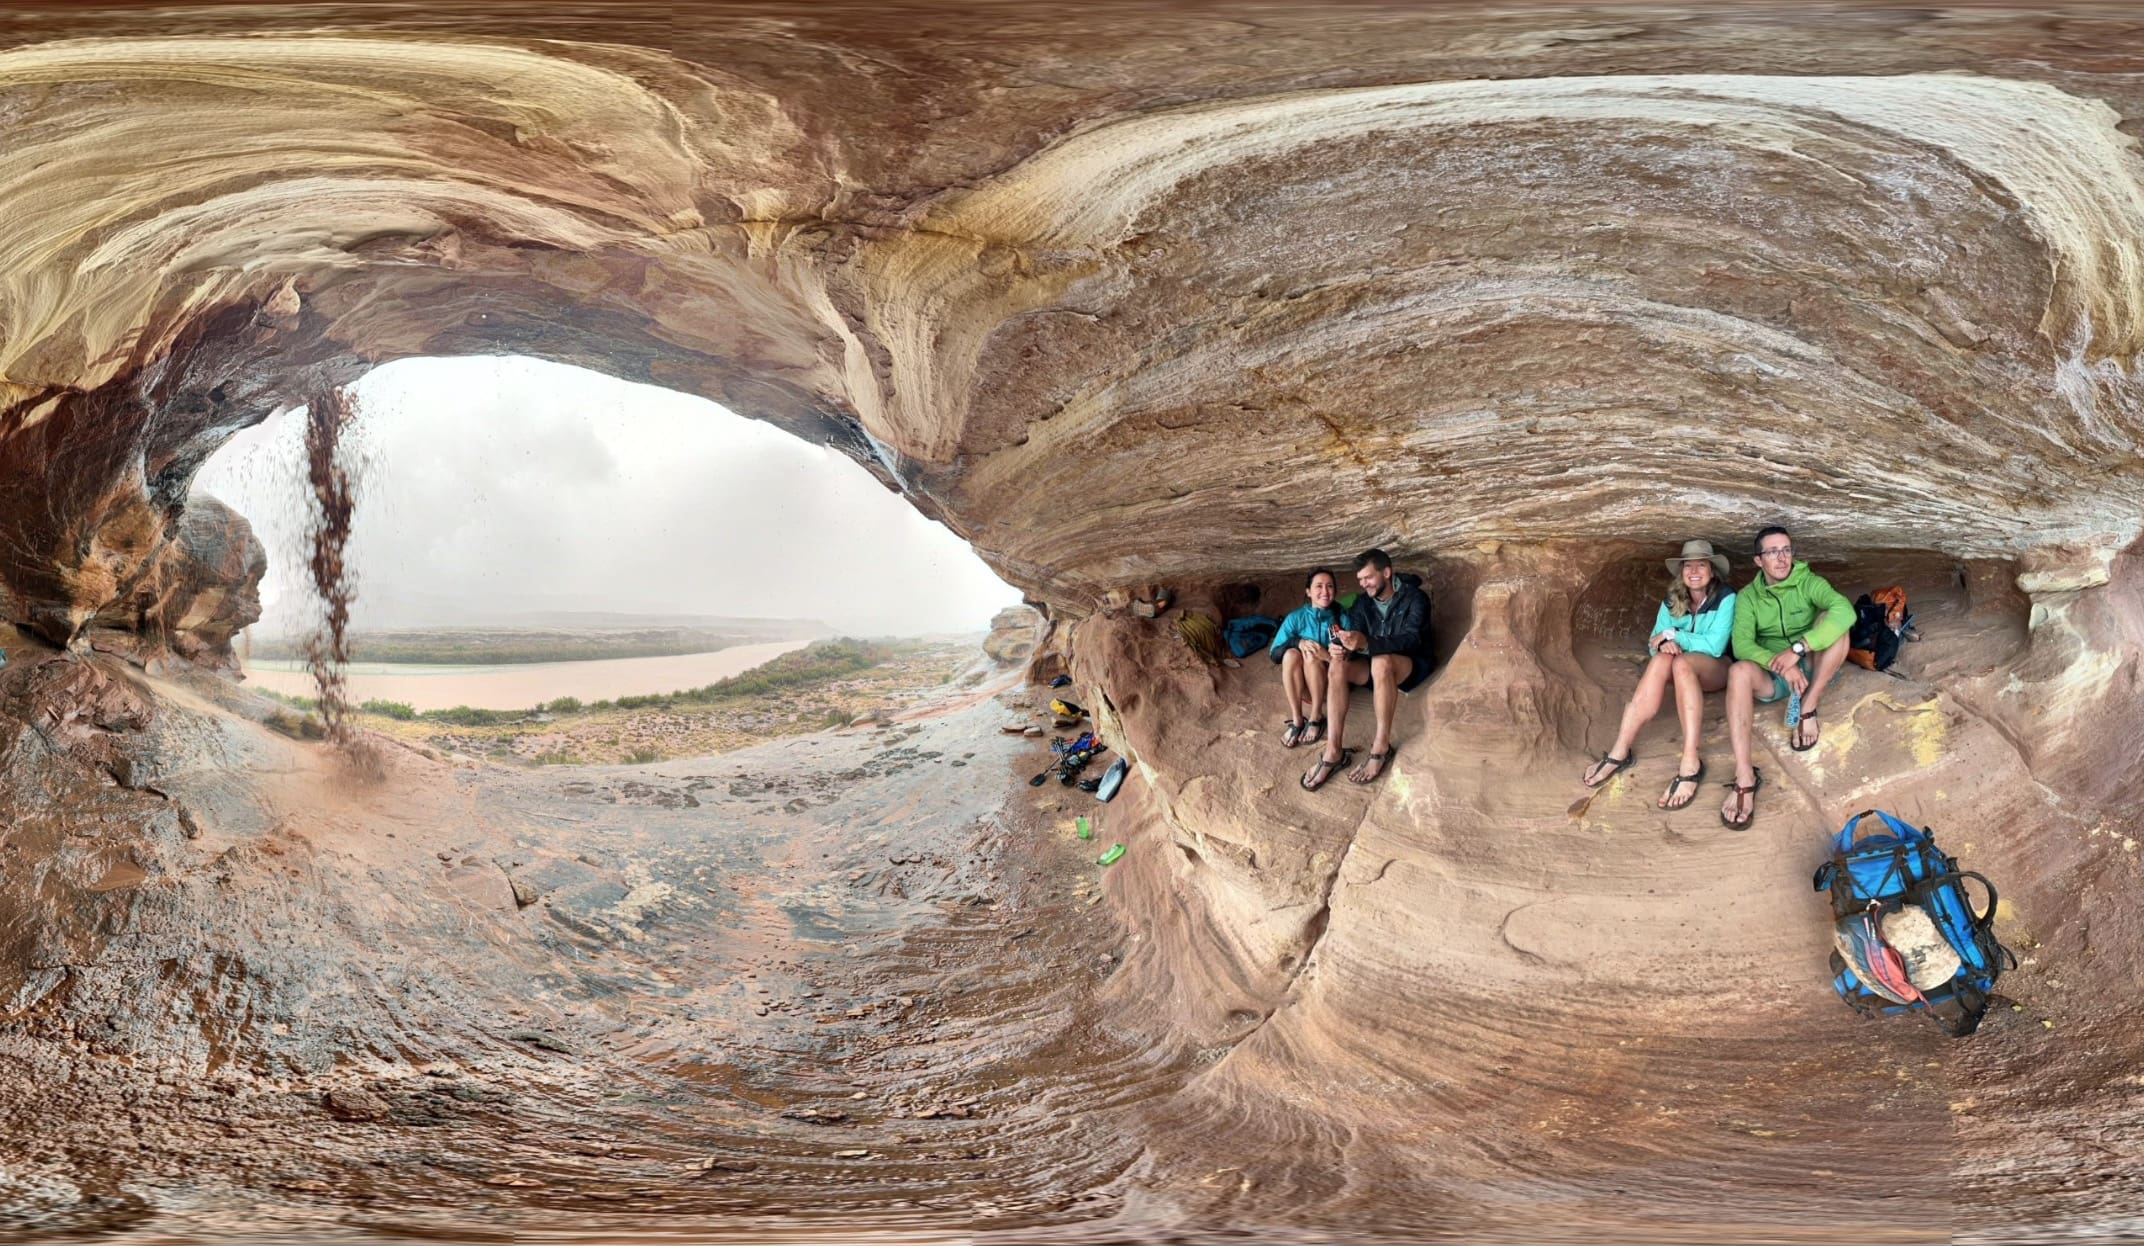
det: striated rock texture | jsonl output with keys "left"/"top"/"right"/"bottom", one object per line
{"left": 6, "top": 6, "right": 2144, "bottom": 617}
{"left": 3, "top": 3, "right": 2144, "bottom": 1240}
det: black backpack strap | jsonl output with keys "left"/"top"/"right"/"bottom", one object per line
{"left": 1909, "top": 870, "right": 1999, "bottom": 929}
{"left": 1926, "top": 981, "right": 1992, "bottom": 1038}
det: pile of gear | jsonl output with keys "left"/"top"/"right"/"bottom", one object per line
{"left": 1045, "top": 730, "right": 1106, "bottom": 787}
{"left": 1025, "top": 686, "right": 1133, "bottom": 802}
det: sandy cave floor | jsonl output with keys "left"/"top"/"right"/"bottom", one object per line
{"left": 0, "top": 666, "right": 1200, "bottom": 1242}
{"left": 0, "top": 594, "right": 2140, "bottom": 1243}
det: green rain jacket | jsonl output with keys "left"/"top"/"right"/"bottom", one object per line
{"left": 1731, "top": 560, "right": 1854, "bottom": 666}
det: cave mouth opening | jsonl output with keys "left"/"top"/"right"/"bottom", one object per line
{"left": 189, "top": 354, "right": 1023, "bottom": 724}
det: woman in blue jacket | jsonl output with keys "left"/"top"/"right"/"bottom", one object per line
{"left": 1270, "top": 568, "right": 1342, "bottom": 748}
{"left": 1580, "top": 540, "right": 1738, "bottom": 809}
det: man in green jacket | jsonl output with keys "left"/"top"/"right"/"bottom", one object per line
{"left": 1720, "top": 525, "right": 1855, "bottom": 829}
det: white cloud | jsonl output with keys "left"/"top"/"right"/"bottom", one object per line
{"left": 196, "top": 356, "right": 1023, "bottom": 636}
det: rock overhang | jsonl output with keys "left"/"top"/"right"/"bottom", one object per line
{"left": 1, "top": 8, "right": 2143, "bottom": 638}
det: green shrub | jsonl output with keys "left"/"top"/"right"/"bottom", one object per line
{"left": 420, "top": 705, "right": 519, "bottom": 727}
{"left": 543, "top": 696, "right": 583, "bottom": 714}
{"left": 359, "top": 699, "right": 417, "bottom": 720}
{"left": 592, "top": 639, "right": 890, "bottom": 713}
{"left": 263, "top": 707, "right": 326, "bottom": 740}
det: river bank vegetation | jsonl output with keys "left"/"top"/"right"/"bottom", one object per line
{"left": 257, "top": 638, "right": 976, "bottom": 764}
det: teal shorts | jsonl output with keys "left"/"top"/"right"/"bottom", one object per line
{"left": 1754, "top": 652, "right": 1813, "bottom": 704}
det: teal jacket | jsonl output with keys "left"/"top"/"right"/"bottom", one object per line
{"left": 1268, "top": 603, "right": 1342, "bottom": 662}
{"left": 1649, "top": 588, "right": 1736, "bottom": 658}
{"left": 1732, "top": 561, "right": 1854, "bottom": 665}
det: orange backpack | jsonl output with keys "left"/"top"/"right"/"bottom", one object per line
{"left": 1848, "top": 586, "right": 1912, "bottom": 671}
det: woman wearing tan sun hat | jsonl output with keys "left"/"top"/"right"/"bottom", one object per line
{"left": 1580, "top": 539, "right": 1739, "bottom": 811}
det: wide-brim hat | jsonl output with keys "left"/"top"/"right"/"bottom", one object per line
{"left": 1667, "top": 539, "right": 1732, "bottom": 581}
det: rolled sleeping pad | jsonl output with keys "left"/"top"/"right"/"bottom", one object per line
{"left": 1095, "top": 757, "right": 1130, "bottom": 803}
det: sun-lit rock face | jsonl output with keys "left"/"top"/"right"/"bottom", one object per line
{"left": 6, "top": 5, "right": 2144, "bottom": 644}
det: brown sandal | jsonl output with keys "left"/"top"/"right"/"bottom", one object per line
{"left": 1348, "top": 749, "right": 1393, "bottom": 785}
{"left": 1582, "top": 750, "right": 1634, "bottom": 788}
{"left": 1659, "top": 762, "right": 1706, "bottom": 810}
{"left": 1302, "top": 748, "right": 1352, "bottom": 792}
{"left": 1720, "top": 767, "right": 1763, "bottom": 830}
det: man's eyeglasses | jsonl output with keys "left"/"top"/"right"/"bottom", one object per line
{"left": 1757, "top": 546, "right": 1794, "bottom": 559}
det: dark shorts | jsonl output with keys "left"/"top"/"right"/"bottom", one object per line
{"left": 1345, "top": 649, "right": 1431, "bottom": 694}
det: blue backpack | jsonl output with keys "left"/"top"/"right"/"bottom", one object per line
{"left": 1812, "top": 810, "right": 2017, "bottom": 1037}
{"left": 1222, "top": 615, "right": 1281, "bottom": 659}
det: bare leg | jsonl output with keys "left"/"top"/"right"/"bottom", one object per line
{"left": 1320, "top": 655, "right": 1365, "bottom": 765}
{"left": 1721, "top": 660, "right": 1764, "bottom": 822}
{"left": 1347, "top": 655, "right": 1413, "bottom": 782}
{"left": 1280, "top": 648, "right": 1308, "bottom": 726}
{"left": 1302, "top": 647, "right": 1331, "bottom": 723}
{"left": 1794, "top": 635, "right": 1854, "bottom": 747}
{"left": 1583, "top": 651, "right": 1674, "bottom": 785}
{"left": 1661, "top": 653, "right": 1726, "bottom": 808}
{"left": 1669, "top": 652, "right": 1728, "bottom": 770}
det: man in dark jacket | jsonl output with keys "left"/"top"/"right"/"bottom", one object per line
{"left": 1303, "top": 548, "right": 1432, "bottom": 789}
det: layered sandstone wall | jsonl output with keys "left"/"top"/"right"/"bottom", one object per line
{"left": 1, "top": 7, "right": 2143, "bottom": 1231}
{"left": 4, "top": 7, "right": 2144, "bottom": 643}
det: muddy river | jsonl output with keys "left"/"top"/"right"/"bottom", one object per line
{"left": 238, "top": 640, "right": 811, "bottom": 710}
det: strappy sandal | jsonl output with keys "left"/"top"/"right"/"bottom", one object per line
{"left": 1348, "top": 749, "right": 1393, "bottom": 785}
{"left": 1300, "top": 718, "right": 1325, "bottom": 746}
{"left": 1659, "top": 761, "right": 1706, "bottom": 810}
{"left": 1582, "top": 750, "right": 1635, "bottom": 788}
{"left": 1302, "top": 748, "right": 1352, "bottom": 792}
{"left": 1790, "top": 711, "right": 1821, "bottom": 752}
{"left": 1720, "top": 767, "right": 1763, "bottom": 831}
{"left": 1281, "top": 719, "right": 1307, "bottom": 748}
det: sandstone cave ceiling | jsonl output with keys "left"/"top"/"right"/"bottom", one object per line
{"left": 2, "top": 4, "right": 2144, "bottom": 634}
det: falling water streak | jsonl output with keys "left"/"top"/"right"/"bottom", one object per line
{"left": 302, "top": 386, "right": 375, "bottom": 772}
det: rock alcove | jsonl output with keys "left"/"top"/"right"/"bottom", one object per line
{"left": 2, "top": 5, "right": 2143, "bottom": 1240}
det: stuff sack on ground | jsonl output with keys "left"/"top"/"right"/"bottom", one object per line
{"left": 1813, "top": 809, "right": 2016, "bottom": 1036}
{"left": 1176, "top": 612, "right": 1229, "bottom": 665}
{"left": 1848, "top": 586, "right": 1913, "bottom": 671}
{"left": 1224, "top": 615, "right": 1280, "bottom": 659}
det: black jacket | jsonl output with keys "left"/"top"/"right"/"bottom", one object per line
{"left": 1343, "top": 572, "right": 1433, "bottom": 689}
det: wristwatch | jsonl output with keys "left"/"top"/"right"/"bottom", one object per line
{"left": 1791, "top": 639, "right": 1808, "bottom": 656}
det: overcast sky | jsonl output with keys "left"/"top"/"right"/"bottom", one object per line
{"left": 195, "top": 356, "right": 1022, "bottom": 637}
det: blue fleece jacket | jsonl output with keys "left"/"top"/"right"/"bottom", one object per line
{"left": 1648, "top": 588, "right": 1737, "bottom": 658}
{"left": 1268, "top": 603, "right": 1342, "bottom": 662}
